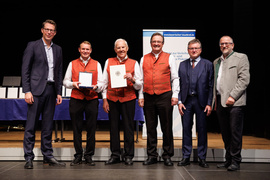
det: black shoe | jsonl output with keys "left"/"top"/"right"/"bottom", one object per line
{"left": 143, "top": 157, "right": 158, "bottom": 165}
{"left": 85, "top": 156, "right": 95, "bottom": 166}
{"left": 43, "top": 157, "right": 66, "bottom": 167}
{"left": 124, "top": 158, "right": 133, "bottom": 165}
{"left": 164, "top": 158, "right": 174, "bottom": 166}
{"left": 217, "top": 161, "right": 231, "bottom": 168}
{"left": 177, "top": 158, "right": 190, "bottom": 166}
{"left": 199, "top": 159, "right": 209, "bottom": 168}
{"left": 227, "top": 163, "right": 240, "bottom": 171}
{"left": 105, "top": 157, "right": 121, "bottom": 165}
{"left": 24, "top": 160, "right": 33, "bottom": 169}
{"left": 70, "top": 157, "right": 82, "bottom": 166}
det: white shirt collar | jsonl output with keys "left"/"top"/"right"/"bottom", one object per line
{"left": 220, "top": 51, "right": 234, "bottom": 61}
{"left": 220, "top": 55, "right": 225, "bottom": 61}
{"left": 190, "top": 56, "right": 201, "bottom": 62}
{"left": 151, "top": 51, "right": 162, "bottom": 59}
{"left": 41, "top": 37, "right": 53, "bottom": 48}
{"left": 80, "top": 56, "right": 90, "bottom": 61}
{"left": 117, "top": 55, "right": 128, "bottom": 62}
{"left": 80, "top": 56, "right": 91, "bottom": 65}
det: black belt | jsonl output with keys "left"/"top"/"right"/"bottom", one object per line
{"left": 47, "top": 81, "right": 55, "bottom": 85}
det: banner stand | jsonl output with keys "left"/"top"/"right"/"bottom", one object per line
{"left": 142, "top": 29, "right": 197, "bottom": 139}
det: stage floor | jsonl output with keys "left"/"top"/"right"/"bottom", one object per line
{"left": 0, "top": 131, "right": 270, "bottom": 162}
{"left": 0, "top": 130, "right": 270, "bottom": 149}
{"left": 0, "top": 161, "right": 270, "bottom": 180}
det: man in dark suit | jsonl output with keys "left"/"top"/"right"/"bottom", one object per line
{"left": 21, "top": 19, "right": 65, "bottom": 169}
{"left": 177, "top": 39, "right": 213, "bottom": 168}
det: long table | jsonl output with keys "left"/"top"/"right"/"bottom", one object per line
{"left": 0, "top": 99, "right": 144, "bottom": 142}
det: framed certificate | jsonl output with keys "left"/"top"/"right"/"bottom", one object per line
{"left": 79, "top": 72, "right": 93, "bottom": 89}
{"left": 110, "top": 64, "right": 127, "bottom": 88}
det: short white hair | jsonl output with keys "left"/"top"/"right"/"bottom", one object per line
{"left": 114, "top": 38, "right": 129, "bottom": 48}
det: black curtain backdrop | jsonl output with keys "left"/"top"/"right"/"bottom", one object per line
{"left": 1, "top": 1, "right": 267, "bottom": 138}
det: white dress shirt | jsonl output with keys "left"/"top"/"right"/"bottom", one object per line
{"left": 190, "top": 56, "right": 201, "bottom": 67}
{"left": 138, "top": 52, "right": 180, "bottom": 99}
{"left": 216, "top": 55, "right": 225, "bottom": 95}
{"left": 42, "top": 38, "right": 54, "bottom": 82}
{"left": 101, "top": 55, "right": 143, "bottom": 99}
{"left": 63, "top": 56, "right": 104, "bottom": 93}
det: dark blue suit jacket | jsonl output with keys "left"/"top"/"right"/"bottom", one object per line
{"left": 178, "top": 58, "right": 214, "bottom": 107}
{"left": 22, "top": 39, "right": 63, "bottom": 96}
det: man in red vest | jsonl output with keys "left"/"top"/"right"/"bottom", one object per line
{"left": 139, "top": 33, "right": 179, "bottom": 166}
{"left": 63, "top": 41, "right": 103, "bottom": 166}
{"left": 102, "top": 39, "right": 143, "bottom": 165}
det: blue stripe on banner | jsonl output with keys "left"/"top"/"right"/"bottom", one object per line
{"left": 163, "top": 31, "right": 195, "bottom": 37}
{"left": 143, "top": 31, "right": 164, "bottom": 37}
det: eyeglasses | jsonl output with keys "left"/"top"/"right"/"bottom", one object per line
{"left": 219, "top": 42, "right": 233, "bottom": 46}
{"left": 151, "top": 41, "right": 163, "bottom": 44}
{"left": 188, "top": 47, "right": 201, "bottom": 50}
{"left": 43, "top": 28, "right": 56, "bottom": 33}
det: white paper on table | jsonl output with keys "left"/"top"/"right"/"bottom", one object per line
{"left": 62, "top": 86, "right": 66, "bottom": 97}
{"left": 66, "top": 88, "right": 72, "bottom": 97}
{"left": 110, "top": 64, "right": 127, "bottom": 88}
{"left": 79, "top": 72, "right": 93, "bottom": 88}
{"left": 19, "top": 87, "right": 25, "bottom": 99}
{"left": 0, "top": 87, "right": 6, "bottom": 98}
{"left": 7, "top": 87, "right": 18, "bottom": 98}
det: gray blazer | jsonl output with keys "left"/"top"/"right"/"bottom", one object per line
{"left": 213, "top": 52, "right": 250, "bottom": 107}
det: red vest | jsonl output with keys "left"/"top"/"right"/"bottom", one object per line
{"left": 143, "top": 52, "right": 171, "bottom": 95}
{"left": 71, "top": 58, "right": 98, "bottom": 100}
{"left": 107, "top": 57, "right": 137, "bottom": 102}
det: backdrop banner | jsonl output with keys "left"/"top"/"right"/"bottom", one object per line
{"left": 142, "top": 29, "right": 196, "bottom": 139}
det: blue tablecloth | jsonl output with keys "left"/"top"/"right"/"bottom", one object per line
{"left": 0, "top": 99, "right": 144, "bottom": 122}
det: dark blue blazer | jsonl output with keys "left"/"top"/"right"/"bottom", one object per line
{"left": 22, "top": 39, "right": 63, "bottom": 96}
{"left": 178, "top": 58, "right": 214, "bottom": 107}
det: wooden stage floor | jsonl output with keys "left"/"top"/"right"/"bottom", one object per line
{"left": 0, "top": 130, "right": 270, "bottom": 150}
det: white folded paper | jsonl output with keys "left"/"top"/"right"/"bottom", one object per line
{"left": 19, "top": 87, "right": 25, "bottom": 99}
{"left": 110, "top": 64, "right": 127, "bottom": 88}
{"left": 79, "top": 72, "right": 93, "bottom": 88}
{"left": 7, "top": 87, "right": 18, "bottom": 98}
{"left": 66, "top": 88, "right": 72, "bottom": 97}
{"left": 0, "top": 87, "right": 6, "bottom": 98}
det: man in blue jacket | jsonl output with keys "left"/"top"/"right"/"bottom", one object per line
{"left": 177, "top": 39, "right": 213, "bottom": 168}
{"left": 21, "top": 19, "right": 65, "bottom": 169}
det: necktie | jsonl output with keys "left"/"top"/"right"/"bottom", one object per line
{"left": 192, "top": 59, "right": 195, "bottom": 69}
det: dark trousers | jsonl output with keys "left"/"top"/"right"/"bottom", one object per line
{"left": 216, "top": 95, "right": 244, "bottom": 164}
{"left": 69, "top": 98, "right": 98, "bottom": 158}
{"left": 144, "top": 91, "right": 174, "bottom": 159}
{"left": 108, "top": 99, "right": 136, "bottom": 159}
{"left": 181, "top": 96, "right": 207, "bottom": 159}
{"left": 23, "top": 83, "right": 56, "bottom": 161}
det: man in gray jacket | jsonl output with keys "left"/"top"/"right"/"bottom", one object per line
{"left": 213, "top": 36, "right": 250, "bottom": 171}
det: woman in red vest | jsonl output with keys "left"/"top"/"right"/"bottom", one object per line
{"left": 63, "top": 41, "right": 104, "bottom": 166}
{"left": 102, "top": 39, "right": 143, "bottom": 165}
